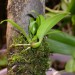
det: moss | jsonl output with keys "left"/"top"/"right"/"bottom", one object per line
{"left": 8, "top": 33, "right": 51, "bottom": 75}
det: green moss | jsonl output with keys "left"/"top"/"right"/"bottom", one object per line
{"left": 8, "top": 34, "right": 51, "bottom": 75}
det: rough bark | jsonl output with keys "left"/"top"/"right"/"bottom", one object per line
{"left": 7, "top": 0, "right": 45, "bottom": 75}
{"left": 7, "top": 0, "right": 45, "bottom": 47}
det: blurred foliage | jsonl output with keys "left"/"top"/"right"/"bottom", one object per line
{"left": 0, "top": 54, "right": 7, "bottom": 69}
{"left": 46, "top": 0, "right": 75, "bottom": 35}
{"left": 60, "top": 0, "right": 75, "bottom": 35}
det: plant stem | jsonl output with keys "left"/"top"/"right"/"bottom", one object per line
{"left": 32, "top": 35, "right": 37, "bottom": 42}
{"left": 21, "top": 30, "right": 31, "bottom": 43}
{"left": 31, "top": 41, "right": 41, "bottom": 48}
{"left": 45, "top": 7, "right": 68, "bottom": 14}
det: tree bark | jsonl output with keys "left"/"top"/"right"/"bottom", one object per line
{"left": 7, "top": 0, "right": 45, "bottom": 47}
{"left": 7, "top": 0, "right": 45, "bottom": 75}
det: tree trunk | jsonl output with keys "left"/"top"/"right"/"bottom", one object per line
{"left": 7, "top": 0, "right": 45, "bottom": 75}
{"left": 7, "top": 0, "right": 45, "bottom": 47}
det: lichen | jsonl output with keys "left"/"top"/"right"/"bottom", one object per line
{"left": 8, "top": 0, "right": 29, "bottom": 19}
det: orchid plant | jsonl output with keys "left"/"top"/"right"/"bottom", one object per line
{"left": 0, "top": 10, "right": 75, "bottom": 74}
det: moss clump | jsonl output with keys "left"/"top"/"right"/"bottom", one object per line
{"left": 8, "top": 34, "right": 51, "bottom": 75}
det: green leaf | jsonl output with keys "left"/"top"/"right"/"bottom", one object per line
{"left": 37, "top": 13, "right": 69, "bottom": 42}
{"left": 65, "top": 59, "right": 75, "bottom": 72}
{"left": 45, "top": 31, "right": 75, "bottom": 55}
{"left": 29, "top": 21, "right": 36, "bottom": 35}
{"left": 72, "top": 15, "right": 75, "bottom": 25}
{"left": 46, "top": 29, "right": 61, "bottom": 35}
{"left": 47, "top": 31, "right": 75, "bottom": 47}
{"left": 68, "top": 0, "right": 75, "bottom": 14}
{"left": 0, "top": 19, "right": 31, "bottom": 43}
{"left": 36, "top": 15, "right": 45, "bottom": 27}
{"left": 72, "top": 51, "right": 75, "bottom": 59}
